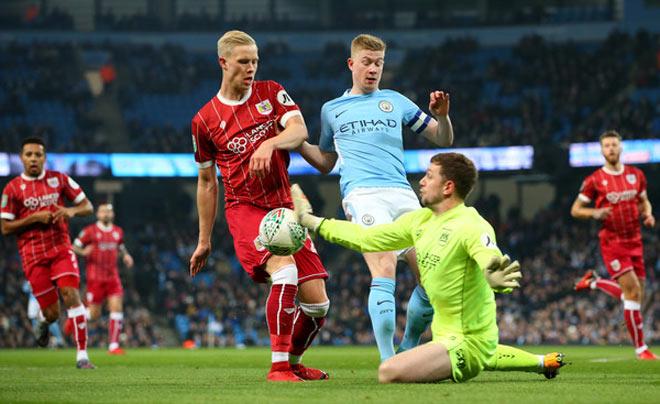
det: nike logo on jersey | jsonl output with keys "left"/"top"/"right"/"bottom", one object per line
{"left": 376, "top": 300, "right": 393, "bottom": 305}
{"left": 283, "top": 308, "right": 296, "bottom": 314}
{"left": 335, "top": 109, "right": 348, "bottom": 118}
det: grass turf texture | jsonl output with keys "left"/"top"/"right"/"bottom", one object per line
{"left": 1, "top": 346, "right": 658, "bottom": 403}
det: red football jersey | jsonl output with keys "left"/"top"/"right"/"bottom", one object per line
{"left": 74, "top": 223, "right": 124, "bottom": 282}
{"left": 1, "top": 170, "right": 86, "bottom": 267}
{"left": 191, "top": 80, "right": 301, "bottom": 210}
{"left": 578, "top": 164, "right": 647, "bottom": 243}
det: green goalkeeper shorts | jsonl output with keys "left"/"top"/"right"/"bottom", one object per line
{"left": 432, "top": 331, "right": 498, "bottom": 383}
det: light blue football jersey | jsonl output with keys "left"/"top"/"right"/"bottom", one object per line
{"left": 320, "top": 89, "right": 432, "bottom": 197}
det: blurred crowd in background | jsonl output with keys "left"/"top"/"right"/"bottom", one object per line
{"left": 1, "top": 30, "right": 659, "bottom": 156}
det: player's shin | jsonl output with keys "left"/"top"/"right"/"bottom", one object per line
{"left": 398, "top": 285, "right": 433, "bottom": 353}
{"left": 289, "top": 301, "right": 329, "bottom": 364}
{"left": 266, "top": 265, "right": 298, "bottom": 371}
{"left": 67, "top": 305, "right": 89, "bottom": 361}
{"left": 484, "top": 344, "right": 549, "bottom": 373}
{"left": 108, "top": 312, "right": 123, "bottom": 351}
{"left": 623, "top": 300, "right": 648, "bottom": 353}
{"left": 368, "top": 277, "right": 396, "bottom": 361}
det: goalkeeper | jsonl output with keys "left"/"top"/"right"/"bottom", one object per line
{"left": 293, "top": 152, "right": 554, "bottom": 383}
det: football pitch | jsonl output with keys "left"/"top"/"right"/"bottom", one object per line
{"left": 1, "top": 346, "right": 658, "bottom": 403}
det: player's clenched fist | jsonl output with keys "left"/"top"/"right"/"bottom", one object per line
{"left": 429, "top": 90, "right": 450, "bottom": 117}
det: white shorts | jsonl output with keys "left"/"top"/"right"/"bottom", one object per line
{"left": 342, "top": 187, "right": 420, "bottom": 255}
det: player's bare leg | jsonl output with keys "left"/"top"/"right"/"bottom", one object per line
{"left": 379, "top": 342, "right": 452, "bottom": 383}
{"left": 263, "top": 255, "right": 303, "bottom": 382}
{"left": 364, "top": 251, "right": 398, "bottom": 361}
{"left": 618, "top": 272, "right": 656, "bottom": 359}
{"left": 88, "top": 303, "right": 102, "bottom": 320}
{"left": 36, "top": 301, "right": 61, "bottom": 347}
{"left": 398, "top": 249, "right": 434, "bottom": 353}
{"left": 106, "top": 295, "right": 125, "bottom": 354}
{"left": 60, "top": 286, "right": 95, "bottom": 369}
{"left": 290, "top": 278, "right": 330, "bottom": 380}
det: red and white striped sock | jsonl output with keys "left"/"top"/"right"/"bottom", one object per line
{"left": 266, "top": 279, "right": 297, "bottom": 371}
{"left": 591, "top": 279, "right": 622, "bottom": 300}
{"left": 108, "top": 312, "right": 123, "bottom": 351}
{"left": 623, "top": 300, "right": 647, "bottom": 354}
{"left": 67, "top": 305, "right": 88, "bottom": 361}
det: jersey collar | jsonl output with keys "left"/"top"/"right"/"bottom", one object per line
{"left": 21, "top": 171, "right": 46, "bottom": 181}
{"left": 96, "top": 222, "right": 113, "bottom": 232}
{"left": 217, "top": 86, "right": 252, "bottom": 106}
{"left": 602, "top": 164, "right": 624, "bottom": 175}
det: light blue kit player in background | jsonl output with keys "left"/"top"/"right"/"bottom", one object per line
{"left": 298, "top": 34, "right": 454, "bottom": 361}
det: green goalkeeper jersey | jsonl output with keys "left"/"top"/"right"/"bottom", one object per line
{"left": 319, "top": 203, "right": 501, "bottom": 338}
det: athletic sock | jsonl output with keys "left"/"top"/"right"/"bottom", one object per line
{"left": 484, "top": 344, "right": 543, "bottom": 372}
{"left": 623, "top": 300, "right": 647, "bottom": 353}
{"left": 289, "top": 303, "right": 327, "bottom": 364}
{"left": 266, "top": 283, "right": 297, "bottom": 371}
{"left": 68, "top": 305, "right": 88, "bottom": 362}
{"left": 591, "top": 279, "right": 622, "bottom": 300}
{"left": 368, "top": 277, "right": 396, "bottom": 361}
{"left": 397, "top": 285, "right": 433, "bottom": 353}
{"left": 108, "top": 312, "right": 123, "bottom": 350}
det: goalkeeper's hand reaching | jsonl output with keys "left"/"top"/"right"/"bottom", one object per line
{"left": 291, "top": 184, "right": 324, "bottom": 232}
{"left": 483, "top": 254, "right": 522, "bottom": 294}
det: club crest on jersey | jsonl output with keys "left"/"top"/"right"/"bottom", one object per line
{"left": 610, "top": 259, "right": 621, "bottom": 272}
{"left": 361, "top": 214, "right": 375, "bottom": 226}
{"left": 47, "top": 177, "right": 59, "bottom": 188}
{"left": 602, "top": 180, "right": 608, "bottom": 186}
{"left": 112, "top": 231, "right": 119, "bottom": 240}
{"left": 626, "top": 174, "right": 636, "bottom": 184}
{"left": 379, "top": 100, "right": 394, "bottom": 113}
{"left": 255, "top": 100, "right": 273, "bottom": 115}
{"left": 20, "top": 184, "right": 26, "bottom": 191}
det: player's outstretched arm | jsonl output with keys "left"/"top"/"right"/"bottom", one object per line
{"left": 250, "top": 116, "right": 308, "bottom": 178}
{"left": 190, "top": 165, "right": 218, "bottom": 276}
{"left": 422, "top": 90, "right": 454, "bottom": 147}
{"left": 296, "top": 142, "right": 338, "bottom": 175}
{"left": 292, "top": 184, "right": 414, "bottom": 253}
{"left": 483, "top": 254, "right": 522, "bottom": 293}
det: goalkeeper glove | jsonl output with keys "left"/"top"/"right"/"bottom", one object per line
{"left": 483, "top": 254, "right": 522, "bottom": 293}
{"left": 290, "top": 184, "right": 324, "bottom": 232}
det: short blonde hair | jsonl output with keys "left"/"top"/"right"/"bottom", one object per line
{"left": 351, "top": 34, "right": 386, "bottom": 57}
{"left": 599, "top": 129, "right": 622, "bottom": 144}
{"left": 217, "top": 30, "right": 257, "bottom": 58}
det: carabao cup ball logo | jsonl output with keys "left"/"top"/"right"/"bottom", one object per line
{"left": 258, "top": 208, "right": 307, "bottom": 256}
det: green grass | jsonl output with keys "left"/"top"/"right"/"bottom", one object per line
{"left": 1, "top": 346, "right": 658, "bottom": 403}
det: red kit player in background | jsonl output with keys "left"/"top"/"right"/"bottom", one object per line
{"left": 73, "top": 203, "right": 134, "bottom": 355}
{"left": 1, "top": 137, "right": 95, "bottom": 368}
{"left": 571, "top": 130, "right": 656, "bottom": 360}
{"left": 189, "top": 30, "right": 330, "bottom": 382}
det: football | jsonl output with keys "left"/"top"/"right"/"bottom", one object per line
{"left": 257, "top": 207, "right": 308, "bottom": 256}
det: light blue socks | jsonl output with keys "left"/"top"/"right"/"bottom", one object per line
{"left": 368, "top": 277, "right": 396, "bottom": 361}
{"left": 397, "top": 285, "right": 433, "bottom": 353}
